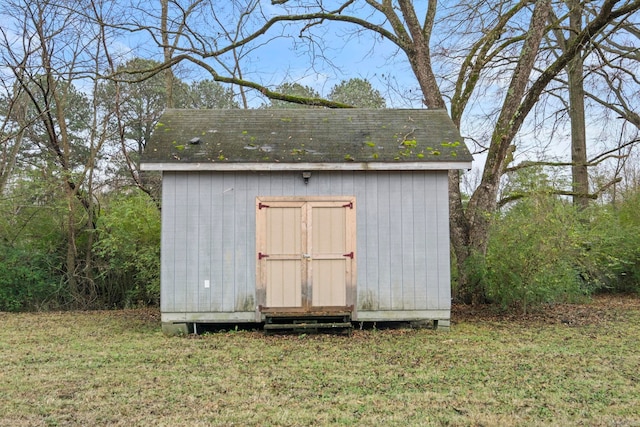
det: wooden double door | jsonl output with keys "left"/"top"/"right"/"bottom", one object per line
{"left": 256, "top": 197, "right": 356, "bottom": 313}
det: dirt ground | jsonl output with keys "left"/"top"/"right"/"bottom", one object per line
{"left": 451, "top": 293, "right": 640, "bottom": 326}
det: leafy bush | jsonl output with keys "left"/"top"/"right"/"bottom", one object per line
{"left": 95, "top": 190, "right": 160, "bottom": 307}
{"left": 0, "top": 176, "right": 68, "bottom": 311}
{"left": 480, "top": 182, "right": 640, "bottom": 313}
{"left": 483, "top": 194, "right": 589, "bottom": 313}
{"left": 581, "top": 192, "right": 640, "bottom": 294}
{"left": 0, "top": 244, "right": 59, "bottom": 311}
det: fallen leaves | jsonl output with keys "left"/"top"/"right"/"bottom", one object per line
{"left": 452, "top": 294, "right": 640, "bottom": 326}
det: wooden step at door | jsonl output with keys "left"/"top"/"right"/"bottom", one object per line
{"left": 263, "top": 313, "right": 353, "bottom": 334}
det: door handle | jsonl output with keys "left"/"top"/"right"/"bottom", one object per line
{"left": 302, "top": 253, "right": 311, "bottom": 259}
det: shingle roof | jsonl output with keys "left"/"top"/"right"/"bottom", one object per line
{"left": 140, "top": 109, "right": 472, "bottom": 171}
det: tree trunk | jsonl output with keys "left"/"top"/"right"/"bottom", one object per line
{"left": 161, "top": 0, "right": 174, "bottom": 108}
{"left": 448, "top": 169, "right": 475, "bottom": 302}
{"left": 450, "top": 0, "right": 552, "bottom": 304}
{"left": 0, "top": 89, "right": 28, "bottom": 195}
{"left": 398, "top": 0, "right": 446, "bottom": 109}
{"left": 568, "top": 0, "right": 589, "bottom": 210}
{"left": 65, "top": 190, "right": 79, "bottom": 306}
{"left": 395, "top": 0, "right": 551, "bottom": 303}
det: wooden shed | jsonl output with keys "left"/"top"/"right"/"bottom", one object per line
{"left": 141, "top": 109, "right": 472, "bottom": 334}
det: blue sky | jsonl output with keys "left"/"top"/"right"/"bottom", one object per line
{"left": 114, "top": 0, "right": 426, "bottom": 108}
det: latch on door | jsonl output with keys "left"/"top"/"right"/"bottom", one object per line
{"left": 302, "top": 253, "right": 311, "bottom": 259}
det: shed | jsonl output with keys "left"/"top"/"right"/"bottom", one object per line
{"left": 141, "top": 108, "right": 472, "bottom": 334}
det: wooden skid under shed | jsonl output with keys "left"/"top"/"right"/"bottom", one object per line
{"left": 262, "top": 306, "right": 353, "bottom": 334}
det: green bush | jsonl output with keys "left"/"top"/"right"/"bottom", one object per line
{"left": 0, "top": 176, "right": 67, "bottom": 311}
{"left": 480, "top": 183, "right": 640, "bottom": 313}
{"left": 483, "top": 194, "right": 589, "bottom": 313}
{"left": 0, "top": 245, "right": 59, "bottom": 311}
{"left": 582, "top": 192, "right": 640, "bottom": 294}
{"left": 95, "top": 190, "right": 161, "bottom": 307}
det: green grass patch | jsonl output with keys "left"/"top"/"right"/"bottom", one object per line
{"left": 1, "top": 297, "right": 639, "bottom": 426}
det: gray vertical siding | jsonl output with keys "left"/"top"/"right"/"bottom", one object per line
{"left": 160, "top": 170, "right": 451, "bottom": 316}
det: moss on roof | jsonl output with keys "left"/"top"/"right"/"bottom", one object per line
{"left": 141, "top": 109, "right": 472, "bottom": 165}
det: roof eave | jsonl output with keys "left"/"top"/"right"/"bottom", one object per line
{"left": 140, "top": 161, "right": 473, "bottom": 172}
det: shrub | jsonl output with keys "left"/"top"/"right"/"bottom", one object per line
{"left": 484, "top": 195, "right": 589, "bottom": 313}
{"left": 581, "top": 192, "right": 640, "bottom": 294}
{"left": 0, "top": 244, "right": 59, "bottom": 311}
{"left": 480, "top": 182, "right": 640, "bottom": 313}
{"left": 95, "top": 190, "right": 161, "bottom": 307}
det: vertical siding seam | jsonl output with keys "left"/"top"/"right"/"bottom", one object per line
{"left": 415, "top": 172, "right": 421, "bottom": 308}
{"left": 399, "top": 172, "right": 404, "bottom": 310}
{"left": 429, "top": 173, "right": 434, "bottom": 307}
{"left": 229, "top": 172, "right": 234, "bottom": 311}
{"left": 182, "top": 173, "right": 188, "bottom": 312}
{"left": 208, "top": 173, "right": 213, "bottom": 311}
{"left": 163, "top": 174, "right": 168, "bottom": 312}
{"left": 362, "top": 173, "right": 367, "bottom": 309}
{"left": 170, "top": 174, "right": 176, "bottom": 313}
{"left": 373, "top": 172, "right": 379, "bottom": 310}
{"left": 412, "top": 172, "right": 417, "bottom": 310}
{"left": 433, "top": 173, "right": 440, "bottom": 307}
{"left": 233, "top": 172, "right": 237, "bottom": 310}
{"left": 393, "top": 173, "right": 397, "bottom": 310}
{"left": 422, "top": 172, "right": 428, "bottom": 308}
{"left": 386, "top": 172, "right": 392, "bottom": 309}
{"left": 434, "top": 173, "right": 440, "bottom": 307}
{"left": 378, "top": 172, "right": 383, "bottom": 310}
{"left": 228, "top": 172, "right": 235, "bottom": 311}
{"left": 434, "top": 172, "right": 440, "bottom": 307}
{"left": 172, "top": 174, "right": 176, "bottom": 313}
{"left": 221, "top": 173, "right": 225, "bottom": 310}
{"left": 196, "top": 173, "right": 200, "bottom": 312}
{"left": 388, "top": 172, "right": 394, "bottom": 309}
{"left": 184, "top": 173, "right": 190, "bottom": 312}
{"left": 246, "top": 174, "right": 251, "bottom": 309}
{"left": 215, "top": 173, "right": 220, "bottom": 311}
{"left": 424, "top": 172, "right": 430, "bottom": 308}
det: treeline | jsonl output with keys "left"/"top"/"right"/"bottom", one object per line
{"left": 0, "top": 188, "right": 160, "bottom": 311}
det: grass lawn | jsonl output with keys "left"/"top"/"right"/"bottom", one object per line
{"left": 1, "top": 295, "right": 639, "bottom": 426}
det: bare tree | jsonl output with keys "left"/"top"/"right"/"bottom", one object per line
{"left": 0, "top": 0, "right": 117, "bottom": 308}
{"left": 509, "top": 0, "right": 640, "bottom": 210}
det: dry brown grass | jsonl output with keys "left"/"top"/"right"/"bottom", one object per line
{"left": 1, "top": 295, "right": 639, "bottom": 426}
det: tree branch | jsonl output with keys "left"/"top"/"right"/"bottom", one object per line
{"left": 184, "top": 57, "right": 354, "bottom": 108}
{"left": 502, "top": 138, "right": 638, "bottom": 174}
{"left": 498, "top": 189, "right": 598, "bottom": 208}
{"left": 513, "top": 0, "right": 640, "bottom": 137}
{"left": 450, "top": 0, "right": 529, "bottom": 124}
